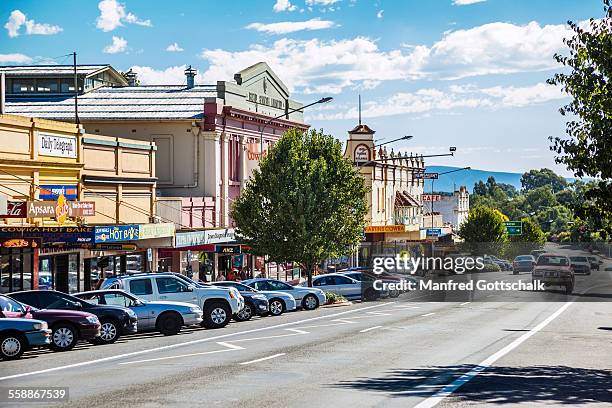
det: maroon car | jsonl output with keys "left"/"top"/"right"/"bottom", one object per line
{"left": 0, "top": 294, "right": 101, "bottom": 351}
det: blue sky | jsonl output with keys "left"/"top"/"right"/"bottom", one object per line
{"left": 0, "top": 0, "right": 605, "bottom": 176}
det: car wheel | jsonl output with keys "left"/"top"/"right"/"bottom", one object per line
{"left": 565, "top": 283, "right": 573, "bottom": 295}
{"left": 0, "top": 333, "right": 26, "bottom": 360}
{"left": 202, "top": 302, "right": 231, "bottom": 329}
{"left": 51, "top": 324, "right": 78, "bottom": 351}
{"left": 388, "top": 289, "right": 400, "bottom": 298}
{"left": 234, "top": 303, "right": 254, "bottom": 322}
{"left": 268, "top": 299, "right": 285, "bottom": 316}
{"left": 157, "top": 312, "right": 183, "bottom": 336}
{"left": 302, "top": 294, "right": 319, "bottom": 310}
{"left": 95, "top": 319, "right": 120, "bottom": 344}
{"left": 363, "top": 288, "right": 378, "bottom": 302}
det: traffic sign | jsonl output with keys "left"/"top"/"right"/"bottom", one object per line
{"left": 504, "top": 221, "right": 523, "bottom": 236}
{"left": 426, "top": 228, "right": 442, "bottom": 237}
{"left": 415, "top": 172, "right": 439, "bottom": 180}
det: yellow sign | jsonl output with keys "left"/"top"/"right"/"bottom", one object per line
{"left": 365, "top": 225, "right": 406, "bottom": 233}
{"left": 55, "top": 194, "right": 69, "bottom": 225}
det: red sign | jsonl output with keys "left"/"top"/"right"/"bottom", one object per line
{"left": 1, "top": 202, "right": 27, "bottom": 218}
{"left": 0, "top": 238, "right": 39, "bottom": 248}
{"left": 422, "top": 194, "right": 442, "bottom": 202}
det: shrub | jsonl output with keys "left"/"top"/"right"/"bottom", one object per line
{"left": 325, "top": 291, "right": 347, "bottom": 304}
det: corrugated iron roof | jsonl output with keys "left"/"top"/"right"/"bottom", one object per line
{"left": 5, "top": 85, "right": 217, "bottom": 120}
{"left": 0, "top": 64, "right": 111, "bottom": 76}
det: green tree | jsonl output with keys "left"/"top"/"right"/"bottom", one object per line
{"left": 507, "top": 218, "right": 546, "bottom": 259}
{"left": 520, "top": 168, "right": 567, "bottom": 193}
{"left": 231, "top": 128, "right": 368, "bottom": 286}
{"left": 458, "top": 207, "right": 508, "bottom": 255}
{"left": 548, "top": 2, "right": 612, "bottom": 238}
{"left": 521, "top": 186, "right": 558, "bottom": 215}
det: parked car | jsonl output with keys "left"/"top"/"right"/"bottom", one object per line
{"left": 484, "top": 255, "right": 512, "bottom": 271}
{"left": 101, "top": 274, "right": 243, "bottom": 329}
{"left": 8, "top": 290, "right": 137, "bottom": 344}
{"left": 150, "top": 272, "right": 245, "bottom": 306}
{"left": 75, "top": 289, "right": 203, "bottom": 335}
{"left": 530, "top": 249, "right": 547, "bottom": 260}
{"left": 587, "top": 256, "right": 602, "bottom": 271}
{"left": 214, "top": 281, "right": 296, "bottom": 317}
{"left": 0, "top": 317, "right": 51, "bottom": 360}
{"left": 212, "top": 281, "right": 270, "bottom": 320}
{"left": 339, "top": 270, "right": 399, "bottom": 300}
{"left": 569, "top": 256, "right": 591, "bottom": 275}
{"left": 242, "top": 278, "right": 326, "bottom": 310}
{"left": 309, "top": 273, "right": 362, "bottom": 300}
{"left": 1, "top": 294, "right": 100, "bottom": 351}
{"left": 512, "top": 255, "right": 536, "bottom": 274}
{"left": 532, "top": 254, "right": 574, "bottom": 294}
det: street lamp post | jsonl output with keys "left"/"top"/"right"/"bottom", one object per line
{"left": 429, "top": 166, "right": 471, "bottom": 240}
{"left": 259, "top": 97, "right": 333, "bottom": 155}
{"left": 374, "top": 135, "right": 414, "bottom": 148}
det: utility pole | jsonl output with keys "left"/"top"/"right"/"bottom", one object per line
{"left": 73, "top": 51, "right": 79, "bottom": 124}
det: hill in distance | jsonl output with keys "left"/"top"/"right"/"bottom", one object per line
{"left": 424, "top": 166, "right": 523, "bottom": 193}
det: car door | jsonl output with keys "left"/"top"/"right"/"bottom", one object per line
{"left": 103, "top": 292, "right": 153, "bottom": 330}
{"left": 267, "top": 280, "right": 301, "bottom": 301}
{"left": 313, "top": 276, "right": 336, "bottom": 293}
{"left": 128, "top": 278, "right": 156, "bottom": 302}
{"left": 153, "top": 277, "right": 197, "bottom": 304}
{"left": 332, "top": 275, "right": 361, "bottom": 299}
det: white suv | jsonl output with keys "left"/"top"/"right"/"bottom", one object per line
{"left": 102, "top": 274, "right": 243, "bottom": 329}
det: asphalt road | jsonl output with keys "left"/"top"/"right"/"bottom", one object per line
{"left": 1, "top": 252, "right": 611, "bottom": 407}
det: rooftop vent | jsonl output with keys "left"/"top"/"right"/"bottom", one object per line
{"left": 185, "top": 65, "right": 197, "bottom": 89}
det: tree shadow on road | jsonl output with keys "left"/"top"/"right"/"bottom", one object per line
{"left": 332, "top": 365, "right": 612, "bottom": 405}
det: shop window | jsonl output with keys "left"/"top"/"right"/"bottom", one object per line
{"left": 36, "top": 79, "right": 59, "bottom": 92}
{"left": 12, "top": 79, "right": 35, "bottom": 93}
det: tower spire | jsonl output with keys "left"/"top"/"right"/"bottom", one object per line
{"left": 358, "top": 94, "right": 362, "bottom": 125}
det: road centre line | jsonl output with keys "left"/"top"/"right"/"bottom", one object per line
{"left": 413, "top": 301, "right": 574, "bottom": 408}
{"left": 239, "top": 353, "right": 285, "bottom": 365}
{"left": 459, "top": 302, "right": 471, "bottom": 306}
{"left": 228, "top": 328, "right": 310, "bottom": 343}
{"left": 118, "top": 342, "right": 245, "bottom": 366}
{"left": 0, "top": 302, "right": 394, "bottom": 381}
{"left": 421, "top": 313, "right": 436, "bottom": 317}
{"left": 359, "top": 326, "right": 383, "bottom": 333}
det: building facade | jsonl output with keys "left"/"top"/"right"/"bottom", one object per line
{"left": 423, "top": 186, "right": 470, "bottom": 231}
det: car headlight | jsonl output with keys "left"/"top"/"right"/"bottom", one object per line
{"left": 189, "top": 306, "right": 201, "bottom": 313}
{"left": 85, "top": 316, "right": 99, "bottom": 324}
{"left": 33, "top": 322, "right": 47, "bottom": 330}
{"left": 126, "top": 309, "right": 137, "bottom": 318}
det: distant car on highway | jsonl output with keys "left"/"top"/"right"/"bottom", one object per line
{"left": 242, "top": 278, "right": 326, "bottom": 310}
{"left": 569, "top": 256, "right": 591, "bottom": 275}
{"left": 74, "top": 289, "right": 203, "bottom": 335}
{"left": 587, "top": 256, "right": 602, "bottom": 271}
{"left": 1, "top": 294, "right": 100, "bottom": 351}
{"left": 484, "top": 255, "right": 512, "bottom": 271}
{"left": 530, "top": 249, "right": 547, "bottom": 260}
{"left": 8, "top": 290, "right": 137, "bottom": 345}
{"left": 310, "top": 273, "right": 362, "bottom": 300}
{"left": 0, "top": 317, "right": 51, "bottom": 360}
{"left": 512, "top": 255, "right": 536, "bottom": 274}
{"left": 532, "top": 254, "right": 574, "bottom": 294}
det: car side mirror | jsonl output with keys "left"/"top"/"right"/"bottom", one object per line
{"left": 187, "top": 285, "right": 195, "bottom": 292}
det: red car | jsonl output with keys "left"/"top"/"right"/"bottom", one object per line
{"left": 0, "top": 294, "right": 101, "bottom": 351}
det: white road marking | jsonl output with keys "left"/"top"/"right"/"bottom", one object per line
{"left": 239, "top": 353, "right": 285, "bottom": 365}
{"left": 359, "top": 326, "right": 383, "bottom": 333}
{"left": 414, "top": 301, "right": 573, "bottom": 408}
{"left": 332, "top": 318, "right": 357, "bottom": 324}
{"left": 421, "top": 312, "right": 436, "bottom": 317}
{"left": 118, "top": 342, "right": 245, "bottom": 365}
{"left": 0, "top": 302, "right": 394, "bottom": 381}
{"left": 393, "top": 305, "right": 421, "bottom": 309}
{"left": 459, "top": 302, "right": 471, "bottom": 306}
{"left": 366, "top": 311, "right": 392, "bottom": 316}
{"left": 230, "top": 328, "right": 310, "bottom": 343}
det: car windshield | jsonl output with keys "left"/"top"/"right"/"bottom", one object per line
{"left": 537, "top": 256, "right": 569, "bottom": 266}
{"left": 570, "top": 257, "right": 587, "bottom": 262}
{"left": 515, "top": 256, "right": 533, "bottom": 261}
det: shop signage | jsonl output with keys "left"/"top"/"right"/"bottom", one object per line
{"left": 69, "top": 201, "right": 96, "bottom": 217}
{"left": 138, "top": 223, "right": 176, "bottom": 240}
{"left": 175, "top": 228, "right": 236, "bottom": 248}
{"left": 0, "top": 195, "right": 6, "bottom": 216}
{"left": 0, "top": 226, "right": 94, "bottom": 244}
{"left": 247, "top": 92, "right": 284, "bottom": 110}
{"left": 247, "top": 143, "right": 267, "bottom": 161}
{"left": 39, "top": 185, "right": 78, "bottom": 200}
{"left": 1, "top": 201, "right": 27, "bottom": 218}
{"left": 422, "top": 194, "right": 442, "bottom": 202}
{"left": 0, "top": 238, "right": 39, "bottom": 248}
{"left": 216, "top": 245, "right": 241, "bottom": 254}
{"left": 92, "top": 243, "right": 137, "bottom": 251}
{"left": 354, "top": 144, "right": 370, "bottom": 162}
{"left": 426, "top": 228, "right": 442, "bottom": 237}
{"left": 94, "top": 225, "right": 140, "bottom": 243}
{"left": 364, "top": 225, "right": 406, "bottom": 233}
{"left": 414, "top": 173, "right": 438, "bottom": 180}
{"left": 205, "top": 228, "right": 235, "bottom": 244}
{"left": 26, "top": 199, "right": 95, "bottom": 219}
{"left": 38, "top": 133, "right": 77, "bottom": 158}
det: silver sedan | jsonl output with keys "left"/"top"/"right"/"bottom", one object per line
{"left": 242, "top": 278, "right": 326, "bottom": 310}
{"left": 74, "top": 289, "right": 203, "bottom": 336}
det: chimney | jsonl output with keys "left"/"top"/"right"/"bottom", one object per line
{"left": 124, "top": 69, "right": 138, "bottom": 86}
{"left": 184, "top": 65, "right": 196, "bottom": 89}
{"left": 0, "top": 72, "right": 5, "bottom": 115}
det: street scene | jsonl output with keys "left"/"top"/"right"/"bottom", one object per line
{"left": 1, "top": 0, "right": 611, "bottom": 407}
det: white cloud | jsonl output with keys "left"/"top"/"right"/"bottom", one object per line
{"left": 4, "top": 10, "right": 62, "bottom": 37}
{"left": 103, "top": 36, "right": 128, "bottom": 54}
{"left": 0, "top": 53, "right": 33, "bottom": 64}
{"left": 313, "top": 82, "right": 567, "bottom": 120}
{"left": 377, "top": 10, "right": 384, "bottom": 19}
{"left": 128, "top": 65, "right": 201, "bottom": 85}
{"left": 246, "top": 18, "right": 335, "bottom": 34}
{"left": 452, "top": 0, "right": 487, "bottom": 5}
{"left": 166, "top": 42, "right": 184, "bottom": 52}
{"left": 96, "top": 0, "right": 151, "bottom": 32}
{"left": 196, "top": 20, "right": 576, "bottom": 95}
{"left": 273, "top": 0, "right": 297, "bottom": 12}
{"left": 306, "top": 0, "right": 341, "bottom": 5}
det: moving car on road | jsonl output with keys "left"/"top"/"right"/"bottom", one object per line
{"left": 484, "top": 255, "right": 512, "bottom": 271}
{"left": 1, "top": 294, "right": 100, "bottom": 351}
{"left": 0, "top": 317, "right": 51, "bottom": 360}
{"left": 309, "top": 273, "right": 362, "bottom": 300}
{"left": 102, "top": 274, "right": 242, "bottom": 329}
{"left": 8, "top": 290, "right": 137, "bottom": 344}
{"left": 569, "top": 256, "right": 591, "bottom": 275}
{"left": 587, "top": 256, "right": 602, "bottom": 271}
{"left": 512, "top": 255, "right": 536, "bottom": 274}
{"left": 532, "top": 254, "right": 574, "bottom": 294}
{"left": 242, "top": 278, "right": 326, "bottom": 311}
{"left": 74, "top": 289, "right": 203, "bottom": 335}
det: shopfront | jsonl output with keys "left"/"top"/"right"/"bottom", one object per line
{"left": 0, "top": 238, "right": 37, "bottom": 293}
